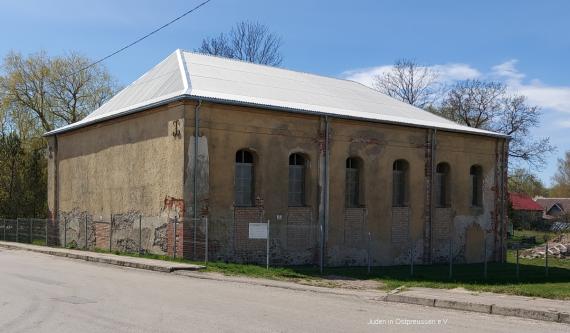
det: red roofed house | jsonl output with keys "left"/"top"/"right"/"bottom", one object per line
{"left": 509, "top": 192, "right": 544, "bottom": 230}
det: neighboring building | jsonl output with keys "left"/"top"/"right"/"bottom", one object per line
{"left": 45, "top": 50, "right": 509, "bottom": 266}
{"left": 508, "top": 192, "right": 544, "bottom": 230}
{"left": 536, "top": 198, "right": 570, "bottom": 219}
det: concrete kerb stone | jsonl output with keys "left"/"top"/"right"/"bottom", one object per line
{"left": 384, "top": 293, "right": 435, "bottom": 307}
{"left": 491, "top": 305, "right": 561, "bottom": 323}
{"left": 384, "top": 288, "right": 569, "bottom": 324}
{"left": 0, "top": 241, "right": 204, "bottom": 273}
{"left": 435, "top": 299, "right": 491, "bottom": 314}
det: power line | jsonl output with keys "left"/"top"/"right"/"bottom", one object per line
{"left": 70, "top": 0, "right": 213, "bottom": 76}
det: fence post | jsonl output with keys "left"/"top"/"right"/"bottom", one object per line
{"left": 410, "top": 241, "right": 414, "bottom": 277}
{"left": 173, "top": 215, "right": 177, "bottom": 259}
{"left": 16, "top": 218, "right": 20, "bottom": 243}
{"left": 319, "top": 224, "right": 324, "bottom": 274}
{"left": 193, "top": 217, "right": 197, "bottom": 261}
{"left": 367, "top": 232, "right": 371, "bottom": 275}
{"left": 109, "top": 214, "right": 113, "bottom": 252}
{"left": 45, "top": 219, "right": 48, "bottom": 246}
{"left": 204, "top": 217, "right": 208, "bottom": 264}
{"left": 483, "top": 236, "right": 488, "bottom": 280}
{"left": 516, "top": 244, "right": 520, "bottom": 281}
{"left": 64, "top": 217, "right": 67, "bottom": 247}
{"left": 29, "top": 219, "right": 33, "bottom": 244}
{"left": 139, "top": 215, "right": 142, "bottom": 254}
{"left": 3, "top": 219, "right": 6, "bottom": 241}
{"left": 84, "top": 215, "right": 88, "bottom": 250}
{"left": 544, "top": 240, "right": 548, "bottom": 277}
{"left": 448, "top": 238, "right": 453, "bottom": 280}
{"left": 266, "top": 219, "right": 270, "bottom": 270}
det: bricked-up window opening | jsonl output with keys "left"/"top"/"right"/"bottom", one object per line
{"left": 345, "top": 158, "right": 360, "bottom": 208}
{"left": 470, "top": 165, "right": 483, "bottom": 207}
{"left": 235, "top": 150, "right": 254, "bottom": 206}
{"left": 288, "top": 153, "right": 306, "bottom": 207}
{"left": 435, "top": 163, "right": 450, "bottom": 207}
{"left": 392, "top": 159, "right": 409, "bottom": 207}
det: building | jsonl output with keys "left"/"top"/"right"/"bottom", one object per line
{"left": 45, "top": 50, "right": 509, "bottom": 266}
{"left": 536, "top": 198, "right": 570, "bottom": 220}
{"left": 508, "top": 192, "right": 544, "bottom": 230}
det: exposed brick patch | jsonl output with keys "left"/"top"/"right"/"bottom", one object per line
{"left": 233, "top": 207, "right": 265, "bottom": 263}
{"left": 433, "top": 208, "right": 453, "bottom": 241}
{"left": 286, "top": 207, "right": 315, "bottom": 252}
{"left": 94, "top": 222, "right": 110, "bottom": 249}
{"left": 344, "top": 208, "right": 366, "bottom": 245}
{"left": 391, "top": 207, "right": 410, "bottom": 244}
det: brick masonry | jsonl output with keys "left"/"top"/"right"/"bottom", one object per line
{"left": 344, "top": 208, "right": 366, "bottom": 246}
{"left": 391, "top": 207, "right": 410, "bottom": 244}
{"left": 233, "top": 207, "right": 265, "bottom": 263}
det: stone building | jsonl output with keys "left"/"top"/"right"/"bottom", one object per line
{"left": 45, "top": 50, "right": 509, "bottom": 266}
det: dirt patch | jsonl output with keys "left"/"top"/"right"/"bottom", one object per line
{"left": 297, "top": 275, "right": 384, "bottom": 290}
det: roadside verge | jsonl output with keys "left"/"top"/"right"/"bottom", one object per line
{"left": 0, "top": 241, "right": 204, "bottom": 273}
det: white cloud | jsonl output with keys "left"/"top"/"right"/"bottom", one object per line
{"left": 342, "top": 59, "right": 570, "bottom": 115}
{"left": 341, "top": 63, "right": 481, "bottom": 88}
{"left": 492, "top": 59, "right": 570, "bottom": 114}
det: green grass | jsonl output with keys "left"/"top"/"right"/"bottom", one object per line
{"left": 87, "top": 247, "right": 570, "bottom": 300}
{"left": 509, "top": 229, "right": 558, "bottom": 246}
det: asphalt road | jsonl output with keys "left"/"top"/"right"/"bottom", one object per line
{"left": 0, "top": 248, "right": 568, "bottom": 333}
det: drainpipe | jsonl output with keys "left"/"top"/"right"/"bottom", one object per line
{"left": 193, "top": 100, "right": 202, "bottom": 257}
{"left": 318, "top": 116, "right": 330, "bottom": 272}
{"left": 429, "top": 128, "right": 437, "bottom": 263}
{"left": 52, "top": 135, "right": 59, "bottom": 246}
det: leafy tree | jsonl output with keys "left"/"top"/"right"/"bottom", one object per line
{"left": 1, "top": 51, "right": 118, "bottom": 132}
{"left": 551, "top": 151, "right": 570, "bottom": 197}
{"left": 508, "top": 168, "right": 547, "bottom": 197}
{"left": 197, "top": 21, "right": 283, "bottom": 66}
{"left": 0, "top": 50, "right": 118, "bottom": 218}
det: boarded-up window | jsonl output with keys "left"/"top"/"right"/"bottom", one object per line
{"left": 393, "top": 159, "right": 409, "bottom": 207}
{"left": 235, "top": 150, "right": 254, "bottom": 206}
{"left": 345, "top": 158, "right": 360, "bottom": 208}
{"left": 470, "top": 165, "right": 483, "bottom": 207}
{"left": 288, "top": 153, "right": 306, "bottom": 207}
{"left": 435, "top": 163, "right": 450, "bottom": 207}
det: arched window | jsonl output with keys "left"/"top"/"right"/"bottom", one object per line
{"left": 393, "top": 159, "right": 409, "bottom": 207}
{"left": 470, "top": 165, "right": 483, "bottom": 207}
{"left": 435, "top": 163, "right": 450, "bottom": 207}
{"left": 345, "top": 158, "right": 361, "bottom": 207}
{"left": 288, "top": 153, "right": 306, "bottom": 207}
{"left": 235, "top": 150, "right": 254, "bottom": 206}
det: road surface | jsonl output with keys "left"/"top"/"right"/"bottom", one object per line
{"left": 0, "top": 248, "right": 567, "bottom": 333}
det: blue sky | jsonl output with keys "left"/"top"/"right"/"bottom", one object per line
{"left": 1, "top": 0, "right": 569, "bottom": 185}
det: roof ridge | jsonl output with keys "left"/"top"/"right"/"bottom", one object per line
{"left": 179, "top": 49, "right": 362, "bottom": 86}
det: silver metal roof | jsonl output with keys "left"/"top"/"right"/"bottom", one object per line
{"left": 46, "top": 49, "right": 506, "bottom": 138}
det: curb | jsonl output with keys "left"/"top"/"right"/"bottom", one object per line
{"left": 384, "top": 292, "right": 569, "bottom": 324}
{"left": 0, "top": 242, "right": 204, "bottom": 273}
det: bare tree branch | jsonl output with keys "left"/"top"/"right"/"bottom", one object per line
{"left": 197, "top": 21, "right": 283, "bottom": 66}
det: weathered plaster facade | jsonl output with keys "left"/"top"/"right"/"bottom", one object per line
{"left": 48, "top": 100, "right": 508, "bottom": 266}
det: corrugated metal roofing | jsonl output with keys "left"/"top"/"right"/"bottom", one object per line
{"left": 46, "top": 49, "right": 506, "bottom": 137}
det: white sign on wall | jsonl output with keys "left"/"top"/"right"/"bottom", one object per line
{"left": 249, "top": 223, "right": 268, "bottom": 239}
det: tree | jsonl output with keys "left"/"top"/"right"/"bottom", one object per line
{"left": 551, "top": 151, "right": 570, "bottom": 197}
{"left": 372, "top": 59, "right": 439, "bottom": 109}
{"left": 1, "top": 51, "right": 118, "bottom": 133}
{"left": 435, "top": 79, "right": 554, "bottom": 168}
{"left": 508, "top": 168, "right": 547, "bottom": 197}
{"left": 197, "top": 21, "right": 283, "bottom": 66}
{"left": 0, "top": 50, "right": 118, "bottom": 218}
